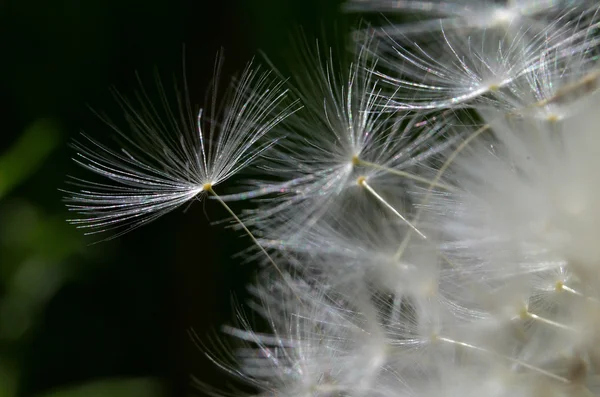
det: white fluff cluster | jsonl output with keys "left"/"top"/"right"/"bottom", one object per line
{"left": 65, "top": 1, "right": 600, "bottom": 396}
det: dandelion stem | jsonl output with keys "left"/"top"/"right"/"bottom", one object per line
{"left": 354, "top": 158, "right": 457, "bottom": 192}
{"left": 206, "top": 186, "right": 289, "bottom": 286}
{"left": 535, "top": 69, "right": 600, "bottom": 108}
{"left": 557, "top": 283, "right": 600, "bottom": 304}
{"left": 520, "top": 310, "right": 575, "bottom": 331}
{"left": 437, "top": 336, "right": 571, "bottom": 383}
{"left": 358, "top": 178, "right": 427, "bottom": 240}
{"left": 356, "top": 179, "right": 463, "bottom": 268}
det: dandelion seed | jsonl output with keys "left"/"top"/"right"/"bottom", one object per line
{"left": 345, "top": 0, "right": 593, "bottom": 36}
{"left": 221, "top": 38, "right": 451, "bottom": 245}
{"left": 64, "top": 53, "right": 300, "bottom": 239}
{"left": 370, "top": 17, "right": 585, "bottom": 111}
{"left": 206, "top": 273, "right": 387, "bottom": 397}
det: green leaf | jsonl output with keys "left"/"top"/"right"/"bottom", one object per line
{"left": 35, "top": 378, "right": 164, "bottom": 397}
{"left": 0, "top": 119, "right": 61, "bottom": 199}
{"left": 0, "top": 360, "right": 18, "bottom": 397}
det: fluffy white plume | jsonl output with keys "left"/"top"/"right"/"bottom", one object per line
{"left": 64, "top": 55, "right": 299, "bottom": 238}
{"left": 63, "top": 2, "right": 600, "bottom": 397}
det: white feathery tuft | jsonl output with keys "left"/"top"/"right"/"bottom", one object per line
{"left": 64, "top": 54, "right": 300, "bottom": 239}
{"left": 63, "top": 2, "right": 600, "bottom": 397}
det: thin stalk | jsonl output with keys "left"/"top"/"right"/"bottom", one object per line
{"left": 206, "top": 185, "right": 289, "bottom": 288}
{"left": 357, "top": 179, "right": 466, "bottom": 272}
{"left": 558, "top": 283, "right": 600, "bottom": 304}
{"left": 354, "top": 158, "right": 457, "bottom": 192}
{"left": 359, "top": 178, "right": 427, "bottom": 239}
{"left": 437, "top": 336, "right": 571, "bottom": 383}
{"left": 520, "top": 310, "right": 575, "bottom": 332}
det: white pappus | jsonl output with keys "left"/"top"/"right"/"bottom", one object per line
{"left": 64, "top": 54, "right": 300, "bottom": 239}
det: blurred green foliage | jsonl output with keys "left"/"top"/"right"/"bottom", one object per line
{"left": 34, "top": 378, "right": 164, "bottom": 397}
{"left": 0, "top": 119, "right": 165, "bottom": 397}
{"left": 0, "top": 120, "right": 61, "bottom": 199}
{"left": 0, "top": 0, "right": 346, "bottom": 396}
{"left": 0, "top": 120, "right": 73, "bottom": 397}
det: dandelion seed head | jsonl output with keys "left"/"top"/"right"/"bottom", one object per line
{"left": 63, "top": 2, "right": 600, "bottom": 396}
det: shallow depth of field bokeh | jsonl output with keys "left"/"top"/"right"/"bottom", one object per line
{"left": 0, "top": 1, "right": 346, "bottom": 396}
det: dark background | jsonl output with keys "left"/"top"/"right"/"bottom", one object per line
{"left": 0, "top": 1, "right": 354, "bottom": 396}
